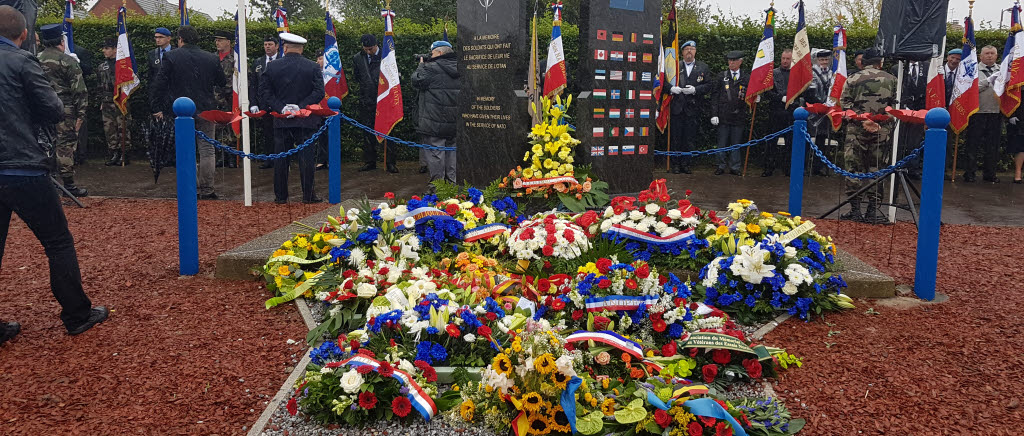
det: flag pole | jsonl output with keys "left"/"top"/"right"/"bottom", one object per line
{"left": 952, "top": 1, "right": 975, "bottom": 184}
{"left": 743, "top": 105, "right": 757, "bottom": 177}
{"left": 238, "top": 0, "right": 251, "bottom": 206}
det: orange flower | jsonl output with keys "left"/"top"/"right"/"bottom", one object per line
{"left": 630, "top": 367, "right": 645, "bottom": 379}
{"left": 576, "top": 194, "right": 583, "bottom": 200}
{"left": 621, "top": 353, "right": 632, "bottom": 364}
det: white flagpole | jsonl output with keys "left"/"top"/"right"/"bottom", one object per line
{"left": 238, "top": 0, "right": 252, "bottom": 206}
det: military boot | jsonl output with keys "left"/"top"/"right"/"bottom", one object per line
{"left": 839, "top": 200, "right": 862, "bottom": 222}
{"left": 862, "top": 201, "right": 890, "bottom": 224}
{"left": 62, "top": 177, "right": 88, "bottom": 198}
{"left": 105, "top": 151, "right": 121, "bottom": 166}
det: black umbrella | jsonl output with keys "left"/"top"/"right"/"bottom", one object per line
{"left": 147, "top": 117, "right": 174, "bottom": 183}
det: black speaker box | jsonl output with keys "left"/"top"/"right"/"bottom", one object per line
{"left": 875, "top": 0, "right": 950, "bottom": 61}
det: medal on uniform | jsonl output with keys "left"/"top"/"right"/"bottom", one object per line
{"left": 155, "top": 59, "right": 160, "bottom": 65}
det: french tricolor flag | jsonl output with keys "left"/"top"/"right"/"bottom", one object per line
{"left": 949, "top": 15, "right": 980, "bottom": 134}
{"left": 785, "top": 2, "right": 812, "bottom": 109}
{"left": 543, "top": 2, "right": 567, "bottom": 98}
{"left": 322, "top": 11, "right": 350, "bottom": 106}
{"left": 747, "top": 5, "right": 777, "bottom": 108}
{"left": 827, "top": 24, "right": 847, "bottom": 108}
{"left": 996, "top": 2, "right": 1024, "bottom": 116}
{"left": 375, "top": 8, "right": 404, "bottom": 141}
{"left": 113, "top": 7, "right": 139, "bottom": 116}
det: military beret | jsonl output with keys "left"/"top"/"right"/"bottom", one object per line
{"left": 814, "top": 49, "right": 832, "bottom": 58}
{"left": 360, "top": 34, "right": 378, "bottom": 47}
{"left": 103, "top": 38, "right": 117, "bottom": 48}
{"left": 264, "top": 35, "right": 279, "bottom": 43}
{"left": 213, "top": 30, "right": 233, "bottom": 40}
{"left": 430, "top": 40, "right": 452, "bottom": 51}
{"left": 947, "top": 48, "right": 963, "bottom": 56}
{"left": 681, "top": 40, "right": 696, "bottom": 49}
{"left": 726, "top": 50, "right": 744, "bottom": 60}
{"left": 154, "top": 27, "right": 172, "bottom": 36}
{"left": 863, "top": 48, "right": 884, "bottom": 63}
{"left": 39, "top": 24, "right": 63, "bottom": 41}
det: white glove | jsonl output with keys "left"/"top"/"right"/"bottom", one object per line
{"left": 711, "top": 116, "right": 720, "bottom": 126}
{"left": 682, "top": 85, "right": 696, "bottom": 95}
{"left": 782, "top": 95, "right": 788, "bottom": 103}
{"left": 670, "top": 86, "right": 683, "bottom": 95}
{"left": 68, "top": 53, "right": 80, "bottom": 63}
{"left": 282, "top": 104, "right": 300, "bottom": 118}
{"left": 755, "top": 95, "right": 761, "bottom": 103}
{"left": 1009, "top": 117, "right": 1019, "bottom": 126}
{"left": 249, "top": 106, "right": 259, "bottom": 113}
{"left": 988, "top": 72, "right": 1001, "bottom": 86}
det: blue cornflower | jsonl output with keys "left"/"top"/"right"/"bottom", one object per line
{"left": 467, "top": 187, "right": 483, "bottom": 205}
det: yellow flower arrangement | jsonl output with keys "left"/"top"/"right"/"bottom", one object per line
{"left": 460, "top": 399, "right": 475, "bottom": 421}
{"left": 526, "top": 412, "right": 551, "bottom": 435}
{"left": 492, "top": 353, "right": 513, "bottom": 376}
{"left": 601, "top": 398, "right": 616, "bottom": 416}
{"left": 550, "top": 371, "right": 569, "bottom": 390}
{"left": 533, "top": 353, "right": 556, "bottom": 375}
{"left": 522, "top": 392, "right": 544, "bottom": 413}
{"left": 547, "top": 405, "right": 571, "bottom": 433}
{"left": 277, "top": 265, "right": 290, "bottom": 276}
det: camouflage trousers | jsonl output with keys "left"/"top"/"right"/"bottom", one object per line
{"left": 842, "top": 124, "right": 890, "bottom": 204}
{"left": 55, "top": 116, "right": 79, "bottom": 178}
{"left": 101, "top": 101, "right": 130, "bottom": 152}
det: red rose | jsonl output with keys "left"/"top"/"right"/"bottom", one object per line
{"left": 445, "top": 203, "right": 460, "bottom": 216}
{"left": 485, "top": 312, "right": 497, "bottom": 321}
{"left": 654, "top": 409, "right": 672, "bottom": 428}
{"left": 716, "top": 421, "right": 733, "bottom": 436}
{"left": 688, "top": 421, "right": 703, "bottom": 436}
{"left": 551, "top": 299, "right": 566, "bottom": 311}
{"left": 661, "top": 342, "right": 677, "bottom": 357}
{"left": 286, "top": 397, "right": 298, "bottom": 416}
{"left": 685, "top": 189, "right": 693, "bottom": 196}
{"left": 742, "top": 358, "right": 763, "bottom": 379}
{"left": 595, "top": 258, "right": 613, "bottom": 274}
{"left": 593, "top": 316, "right": 611, "bottom": 330}
{"left": 597, "top": 278, "right": 612, "bottom": 289}
{"left": 477, "top": 325, "right": 493, "bottom": 338}
{"left": 358, "top": 391, "right": 378, "bottom": 409}
{"left": 446, "top": 324, "right": 461, "bottom": 337}
{"left": 563, "top": 229, "right": 576, "bottom": 243}
{"left": 542, "top": 245, "right": 555, "bottom": 256}
{"left": 575, "top": 210, "right": 598, "bottom": 228}
{"left": 652, "top": 318, "right": 667, "bottom": 332}
{"left": 564, "top": 343, "right": 575, "bottom": 352}
{"left": 572, "top": 309, "right": 584, "bottom": 321}
{"left": 384, "top": 192, "right": 395, "bottom": 200}
{"left": 624, "top": 278, "right": 638, "bottom": 290}
{"left": 636, "top": 264, "right": 651, "bottom": 279}
{"left": 689, "top": 347, "right": 699, "bottom": 357}
{"left": 712, "top": 349, "right": 732, "bottom": 365}
{"left": 702, "top": 364, "right": 718, "bottom": 383}
{"left": 377, "top": 361, "right": 395, "bottom": 377}
{"left": 538, "top": 279, "right": 552, "bottom": 293}
{"left": 657, "top": 207, "right": 668, "bottom": 216}
{"left": 392, "top": 396, "right": 412, "bottom": 418}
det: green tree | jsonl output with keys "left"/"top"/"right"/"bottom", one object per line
{"left": 37, "top": 0, "right": 86, "bottom": 19}
{"left": 249, "top": 0, "right": 327, "bottom": 24}
{"left": 809, "top": 0, "right": 883, "bottom": 32}
{"left": 336, "top": 0, "right": 456, "bottom": 24}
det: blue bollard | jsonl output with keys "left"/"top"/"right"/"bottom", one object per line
{"left": 327, "top": 97, "right": 342, "bottom": 205}
{"left": 788, "top": 108, "right": 809, "bottom": 216}
{"left": 173, "top": 97, "right": 199, "bottom": 276}
{"left": 913, "top": 108, "right": 950, "bottom": 301}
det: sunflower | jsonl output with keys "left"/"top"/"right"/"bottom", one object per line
{"left": 522, "top": 392, "right": 544, "bottom": 413}
{"left": 527, "top": 412, "right": 551, "bottom": 435}
{"left": 492, "top": 354, "right": 514, "bottom": 376}
{"left": 277, "top": 265, "right": 290, "bottom": 276}
{"left": 547, "top": 405, "right": 571, "bottom": 433}
{"left": 534, "top": 353, "right": 556, "bottom": 375}
{"left": 601, "top": 398, "right": 616, "bottom": 416}
{"left": 550, "top": 371, "right": 569, "bottom": 390}
{"left": 459, "top": 399, "right": 475, "bottom": 421}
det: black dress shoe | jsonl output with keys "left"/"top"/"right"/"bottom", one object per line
{"left": 315, "top": 163, "right": 327, "bottom": 171}
{"left": 714, "top": 168, "right": 725, "bottom": 175}
{"left": 198, "top": 192, "right": 218, "bottom": 200}
{"left": 67, "top": 306, "right": 109, "bottom": 336}
{"left": 104, "top": 152, "right": 122, "bottom": 166}
{"left": 0, "top": 321, "right": 20, "bottom": 345}
{"left": 259, "top": 161, "right": 274, "bottom": 169}
{"left": 761, "top": 170, "right": 773, "bottom": 177}
{"left": 729, "top": 170, "right": 741, "bottom": 176}
{"left": 419, "top": 165, "right": 428, "bottom": 174}
{"left": 358, "top": 163, "right": 377, "bottom": 172}
{"left": 671, "top": 167, "right": 681, "bottom": 174}
{"left": 303, "top": 196, "right": 323, "bottom": 204}
{"left": 274, "top": 198, "right": 287, "bottom": 204}
{"left": 387, "top": 165, "right": 399, "bottom": 174}
{"left": 983, "top": 176, "right": 1000, "bottom": 184}
{"left": 681, "top": 167, "right": 692, "bottom": 174}
{"left": 1013, "top": 179, "right": 1023, "bottom": 184}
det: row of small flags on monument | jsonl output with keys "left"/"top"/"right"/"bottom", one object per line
{"left": 594, "top": 69, "right": 651, "bottom": 82}
{"left": 594, "top": 50, "right": 654, "bottom": 63}
{"left": 592, "top": 89, "right": 652, "bottom": 100}
{"left": 596, "top": 30, "right": 655, "bottom": 44}
{"left": 589, "top": 145, "right": 649, "bottom": 155}
{"left": 593, "top": 108, "right": 651, "bottom": 119}
{"left": 592, "top": 127, "right": 650, "bottom": 137}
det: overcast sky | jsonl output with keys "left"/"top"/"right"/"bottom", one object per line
{"left": 94, "top": 0, "right": 1011, "bottom": 29}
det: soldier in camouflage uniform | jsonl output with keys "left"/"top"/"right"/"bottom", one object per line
{"left": 37, "top": 24, "right": 88, "bottom": 197}
{"left": 98, "top": 38, "right": 131, "bottom": 166}
{"left": 838, "top": 48, "right": 896, "bottom": 224}
{"left": 214, "top": 30, "right": 237, "bottom": 168}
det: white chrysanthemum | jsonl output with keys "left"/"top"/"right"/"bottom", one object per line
{"left": 782, "top": 281, "right": 799, "bottom": 295}
{"left": 348, "top": 248, "right": 365, "bottom": 267}
{"left": 703, "top": 257, "right": 724, "bottom": 288}
{"left": 729, "top": 245, "right": 776, "bottom": 284}
{"left": 785, "top": 263, "right": 813, "bottom": 286}
{"left": 339, "top": 369, "right": 364, "bottom": 394}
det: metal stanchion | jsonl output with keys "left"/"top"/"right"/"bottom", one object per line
{"left": 913, "top": 108, "right": 950, "bottom": 301}
{"left": 174, "top": 97, "right": 199, "bottom": 276}
{"left": 788, "top": 108, "right": 809, "bottom": 216}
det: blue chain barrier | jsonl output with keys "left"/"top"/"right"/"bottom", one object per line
{"left": 804, "top": 131, "right": 924, "bottom": 180}
{"left": 338, "top": 114, "right": 456, "bottom": 151}
{"left": 654, "top": 126, "right": 793, "bottom": 157}
{"left": 195, "top": 115, "right": 333, "bottom": 161}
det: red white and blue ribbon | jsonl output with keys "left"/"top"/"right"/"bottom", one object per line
{"left": 464, "top": 223, "right": 510, "bottom": 242}
{"left": 565, "top": 330, "right": 644, "bottom": 358}
{"left": 603, "top": 224, "right": 694, "bottom": 246}
{"left": 394, "top": 206, "right": 457, "bottom": 231}
{"left": 584, "top": 294, "right": 659, "bottom": 312}
{"left": 325, "top": 355, "right": 438, "bottom": 421}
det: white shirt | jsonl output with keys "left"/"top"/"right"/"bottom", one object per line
{"left": 730, "top": 69, "right": 740, "bottom": 80}
{"left": 684, "top": 61, "right": 694, "bottom": 76}
{"left": 266, "top": 54, "right": 277, "bottom": 63}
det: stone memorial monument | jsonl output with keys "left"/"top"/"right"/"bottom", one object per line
{"left": 576, "top": 0, "right": 659, "bottom": 192}
{"left": 456, "top": 0, "right": 529, "bottom": 186}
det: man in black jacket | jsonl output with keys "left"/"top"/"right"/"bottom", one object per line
{"left": 352, "top": 34, "right": 394, "bottom": 172}
{"left": 412, "top": 41, "right": 459, "bottom": 188}
{"left": 249, "top": 36, "right": 279, "bottom": 168}
{"left": 0, "top": 6, "right": 108, "bottom": 343}
{"left": 259, "top": 32, "right": 324, "bottom": 204}
{"left": 665, "top": 40, "right": 712, "bottom": 174}
{"left": 762, "top": 48, "right": 796, "bottom": 177}
{"left": 710, "top": 50, "right": 750, "bottom": 175}
{"left": 147, "top": 27, "right": 175, "bottom": 167}
{"left": 151, "top": 25, "right": 225, "bottom": 199}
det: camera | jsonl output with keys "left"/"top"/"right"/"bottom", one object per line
{"left": 414, "top": 53, "right": 431, "bottom": 62}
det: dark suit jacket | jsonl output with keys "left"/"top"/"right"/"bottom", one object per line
{"left": 897, "top": 61, "right": 928, "bottom": 110}
{"left": 259, "top": 52, "right": 324, "bottom": 130}
{"left": 147, "top": 45, "right": 173, "bottom": 112}
{"left": 151, "top": 45, "right": 225, "bottom": 114}
{"left": 248, "top": 53, "right": 278, "bottom": 108}
{"left": 711, "top": 69, "right": 750, "bottom": 126}
{"left": 351, "top": 49, "right": 381, "bottom": 108}
{"left": 667, "top": 60, "right": 712, "bottom": 117}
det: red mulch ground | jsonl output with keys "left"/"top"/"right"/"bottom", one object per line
{"left": 0, "top": 198, "right": 328, "bottom": 435}
{"left": 765, "top": 221, "right": 1024, "bottom": 435}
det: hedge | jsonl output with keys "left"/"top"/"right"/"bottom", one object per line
{"left": 38, "top": 14, "right": 1008, "bottom": 166}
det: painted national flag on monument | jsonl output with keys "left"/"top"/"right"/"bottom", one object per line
{"left": 322, "top": 11, "right": 350, "bottom": 107}
{"left": 612, "top": 31, "right": 624, "bottom": 42}
{"left": 609, "top": 108, "right": 621, "bottom": 118}
{"left": 639, "top": 90, "right": 652, "bottom": 100}
{"left": 594, "top": 89, "right": 607, "bottom": 99}
{"left": 949, "top": 15, "right": 980, "bottom": 134}
{"left": 996, "top": 2, "right": 1024, "bottom": 116}
{"left": 657, "top": 8, "right": 678, "bottom": 132}
{"left": 375, "top": 9, "right": 403, "bottom": 141}
{"left": 113, "top": 7, "right": 139, "bottom": 116}
{"left": 593, "top": 127, "right": 605, "bottom": 137}
{"left": 643, "top": 33, "right": 654, "bottom": 44}
{"left": 746, "top": 5, "right": 776, "bottom": 109}
{"left": 543, "top": 2, "right": 567, "bottom": 98}
{"left": 622, "top": 145, "right": 635, "bottom": 154}
{"left": 597, "top": 29, "right": 607, "bottom": 40}
{"left": 593, "top": 108, "right": 605, "bottom": 118}
{"left": 611, "top": 51, "right": 624, "bottom": 61}
{"left": 639, "top": 144, "right": 648, "bottom": 154}
{"left": 640, "top": 109, "right": 650, "bottom": 118}
{"left": 625, "top": 108, "right": 634, "bottom": 118}
{"left": 62, "top": 0, "right": 75, "bottom": 56}
{"left": 179, "top": 0, "right": 189, "bottom": 25}
{"left": 595, "top": 69, "right": 606, "bottom": 80}
{"left": 595, "top": 49, "right": 607, "bottom": 60}
{"left": 608, "top": 146, "right": 619, "bottom": 155}
{"left": 628, "top": 52, "right": 637, "bottom": 62}
{"left": 611, "top": 70, "right": 623, "bottom": 80}
{"left": 591, "top": 146, "right": 605, "bottom": 156}
{"left": 787, "top": 2, "right": 812, "bottom": 109}
{"left": 625, "top": 127, "right": 634, "bottom": 136}
{"left": 826, "top": 24, "right": 847, "bottom": 108}
{"left": 611, "top": 89, "right": 621, "bottom": 99}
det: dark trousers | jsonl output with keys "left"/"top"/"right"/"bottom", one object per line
{"left": 358, "top": 105, "right": 395, "bottom": 166}
{"left": 315, "top": 119, "right": 329, "bottom": 166}
{"left": 765, "top": 112, "right": 793, "bottom": 173}
{"left": 715, "top": 124, "right": 744, "bottom": 171}
{"left": 0, "top": 175, "right": 91, "bottom": 329}
{"left": 273, "top": 127, "right": 316, "bottom": 202}
{"left": 898, "top": 122, "right": 925, "bottom": 172}
{"left": 965, "top": 113, "right": 1003, "bottom": 179}
{"left": 812, "top": 133, "right": 832, "bottom": 174}
{"left": 669, "top": 114, "right": 698, "bottom": 170}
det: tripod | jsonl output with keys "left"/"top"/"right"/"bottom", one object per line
{"left": 52, "top": 175, "right": 85, "bottom": 208}
{"left": 819, "top": 168, "right": 921, "bottom": 227}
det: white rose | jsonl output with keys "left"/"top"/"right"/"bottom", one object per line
{"left": 356, "top": 282, "right": 377, "bottom": 298}
{"left": 645, "top": 203, "right": 660, "bottom": 215}
{"left": 394, "top": 205, "right": 408, "bottom": 215}
{"left": 339, "top": 369, "right": 364, "bottom": 394}
{"left": 463, "top": 333, "right": 477, "bottom": 342}
{"left": 378, "top": 202, "right": 390, "bottom": 211}
{"left": 629, "top": 210, "right": 645, "bottom": 221}
{"left": 667, "top": 209, "right": 682, "bottom": 220}
{"left": 782, "top": 282, "right": 799, "bottom": 295}
{"left": 604, "top": 207, "right": 615, "bottom": 218}
{"left": 600, "top": 220, "right": 613, "bottom": 232}
{"left": 398, "top": 359, "right": 415, "bottom": 373}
